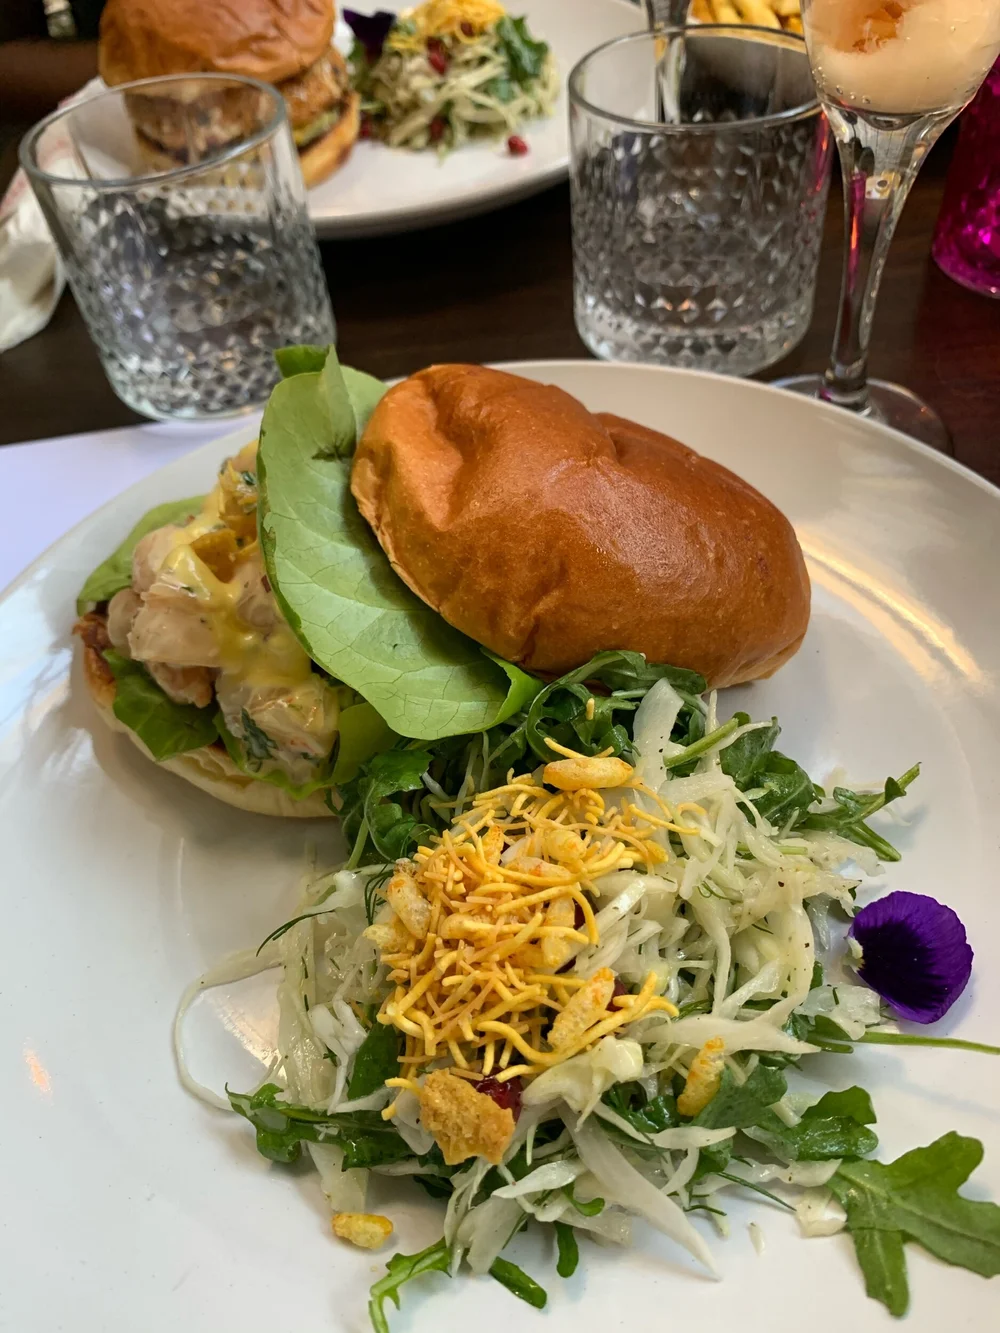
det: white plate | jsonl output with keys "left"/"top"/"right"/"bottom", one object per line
{"left": 3, "top": 363, "right": 1000, "bottom": 1332}
{"left": 309, "top": 0, "right": 640, "bottom": 236}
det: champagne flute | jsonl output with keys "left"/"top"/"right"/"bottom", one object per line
{"left": 776, "top": 0, "right": 1000, "bottom": 446}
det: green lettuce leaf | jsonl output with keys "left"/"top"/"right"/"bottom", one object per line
{"left": 103, "top": 651, "right": 217, "bottom": 761}
{"left": 213, "top": 713, "right": 336, "bottom": 799}
{"left": 76, "top": 496, "right": 204, "bottom": 613}
{"left": 332, "top": 701, "right": 399, "bottom": 784}
{"left": 257, "top": 345, "right": 540, "bottom": 740}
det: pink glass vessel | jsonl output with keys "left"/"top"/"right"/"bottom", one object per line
{"left": 933, "top": 60, "right": 1000, "bottom": 298}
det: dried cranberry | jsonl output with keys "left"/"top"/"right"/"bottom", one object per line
{"left": 507, "top": 135, "right": 529, "bottom": 156}
{"left": 359, "top": 116, "right": 373, "bottom": 140}
{"left": 474, "top": 1075, "right": 522, "bottom": 1118}
{"left": 427, "top": 37, "right": 450, "bottom": 74}
{"left": 573, "top": 900, "right": 585, "bottom": 929}
{"left": 428, "top": 116, "right": 448, "bottom": 144}
{"left": 460, "top": 20, "right": 475, "bottom": 36}
{"left": 610, "top": 979, "right": 629, "bottom": 1008}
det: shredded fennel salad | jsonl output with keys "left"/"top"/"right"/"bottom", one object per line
{"left": 346, "top": 2, "right": 558, "bottom": 152}
{"left": 178, "top": 651, "right": 1000, "bottom": 1329}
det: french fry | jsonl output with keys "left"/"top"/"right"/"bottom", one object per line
{"left": 711, "top": 0, "right": 742, "bottom": 21}
{"left": 696, "top": 0, "right": 803, "bottom": 31}
{"left": 734, "top": 0, "right": 782, "bottom": 28}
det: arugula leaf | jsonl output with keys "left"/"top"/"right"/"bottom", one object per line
{"left": 524, "top": 651, "right": 704, "bottom": 765}
{"left": 692, "top": 1065, "right": 788, "bottom": 1130}
{"left": 228, "top": 1082, "right": 332, "bottom": 1163}
{"left": 338, "top": 1124, "right": 413, "bottom": 1170}
{"left": 227, "top": 1083, "right": 410, "bottom": 1167}
{"left": 339, "top": 746, "right": 434, "bottom": 865}
{"left": 749, "top": 1107, "right": 878, "bottom": 1162}
{"left": 496, "top": 14, "right": 549, "bottom": 85}
{"left": 720, "top": 712, "right": 780, "bottom": 787}
{"left": 489, "top": 1257, "right": 548, "bottom": 1309}
{"left": 346, "top": 1021, "right": 401, "bottom": 1099}
{"left": 809, "top": 1087, "right": 877, "bottom": 1124}
{"left": 102, "top": 651, "right": 218, "bottom": 761}
{"left": 798, "top": 764, "right": 920, "bottom": 863}
{"left": 258, "top": 346, "right": 540, "bottom": 740}
{"left": 747, "top": 1085, "right": 878, "bottom": 1163}
{"left": 692, "top": 1138, "right": 733, "bottom": 1180}
{"left": 565, "top": 1182, "right": 605, "bottom": 1216}
{"left": 554, "top": 1221, "right": 579, "bottom": 1278}
{"left": 76, "top": 496, "right": 205, "bottom": 613}
{"left": 603, "top": 1084, "right": 679, "bottom": 1134}
{"left": 829, "top": 1133, "right": 1000, "bottom": 1316}
{"left": 750, "top": 752, "right": 818, "bottom": 827}
{"left": 369, "top": 1238, "right": 452, "bottom": 1333}
{"left": 691, "top": 1065, "right": 876, "bottom": 1161}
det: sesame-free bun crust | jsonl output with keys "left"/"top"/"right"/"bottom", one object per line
{"left": 78, "top": 638, "right": 334, "bottom": 819}
{"left": 351, "top": 365, "right": 811, "bottom": 689}
{"left": 298, "top": 87, "right": 360, "bottom": 186}
{"left": 99, "top": 0, "right": 335, "bottom": 86}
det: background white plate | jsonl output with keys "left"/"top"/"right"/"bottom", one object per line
{"left": 310, "top": 0, "right": 641, "bottom": 236}
{"left": 3, "top": 363, "right": 1000, "bottom": 1332}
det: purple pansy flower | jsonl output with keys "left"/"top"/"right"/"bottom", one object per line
{"left": 343, "top": 9, "right": 396, "bottom": 63}
{"left": 849, "top": 890, "right": 974, "bottom": 1024}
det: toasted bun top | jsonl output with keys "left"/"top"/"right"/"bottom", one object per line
{"left": 99, "top": 0, "right": 335, "bottom": 87}
{"left": 351, "top": 366, "right": 811, "bottom": 689}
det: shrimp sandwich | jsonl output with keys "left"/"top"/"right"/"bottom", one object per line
{"left": 74, "top": 351, "right": 809, "bottom": 817}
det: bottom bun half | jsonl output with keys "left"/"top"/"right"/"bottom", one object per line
{"left": 80, "top": 641, "right": 335, "bottom": 819}
{"left": 298, "top": 90, "right": 361, "bottom": 188}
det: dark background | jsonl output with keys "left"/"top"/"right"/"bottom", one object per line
{"left": 1, "top": 77, "right": 998, "bottom": 484}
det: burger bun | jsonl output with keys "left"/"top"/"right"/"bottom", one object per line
{"left": 351, "top": 365, "right": 811, "bottom": 689}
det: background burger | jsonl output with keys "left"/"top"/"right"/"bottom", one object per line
{"left": 98, "top": 0, "right": 359, "bottom": 187}
{"left": 74, "top": 352, "right": 810, "bottom": 818}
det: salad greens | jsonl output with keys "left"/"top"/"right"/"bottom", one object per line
{"left": 103, "top": 649, "right": 216, "bottom": 761}
{"left": 257, "top": 347, "right": 540, "bottom": 741}
{"left": 345, "top": 7, "right": 557, "bottom": 154}
{"left": 197, "top": 646, "right": 1000, "bottom": 1332}
{"left": 829, "top": 1133, "right": 1000, "bottom": 1315}
{"left": 76, "top": 495, "right": 204, "bottom": 614}
{"left": 335, "top": 647, "right": 917, "bottom": 874}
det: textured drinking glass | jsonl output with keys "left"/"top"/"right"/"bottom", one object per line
{"left": 568, "top": 28, "right": 832, "bottom": 376}
{"left": 20, "top": 75, "right": 334, "bottom": 421}
{"left": 932, "top": 59, "right": 1000, "bottom": 298}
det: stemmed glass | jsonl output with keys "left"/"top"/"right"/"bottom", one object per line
{"left": 776, "top": 0, "right": 1000, "bottom": 447}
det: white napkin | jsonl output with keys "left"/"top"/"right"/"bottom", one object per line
{"left": 0, "top": 79, "right": 103, "bottom": 354}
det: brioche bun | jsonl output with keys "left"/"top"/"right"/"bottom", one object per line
{"left": 78, "top": 627, "right": 334, "bottom": 819}
{"left": 298, "top": 88, "right": 360, "bottom": 186}
{"left": 351, "top": 365, "right": 811, "bottom": 689}
{"left": 99, "top": 0, "right": 334, "bottom": 86}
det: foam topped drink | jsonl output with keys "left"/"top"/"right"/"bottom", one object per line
{"left": 805, "top": 0, "right": 1000, "bottom": 114}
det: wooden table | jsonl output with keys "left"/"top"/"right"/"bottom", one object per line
{"left": 2, "top": 134, "right": 998, "bottom": 486}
